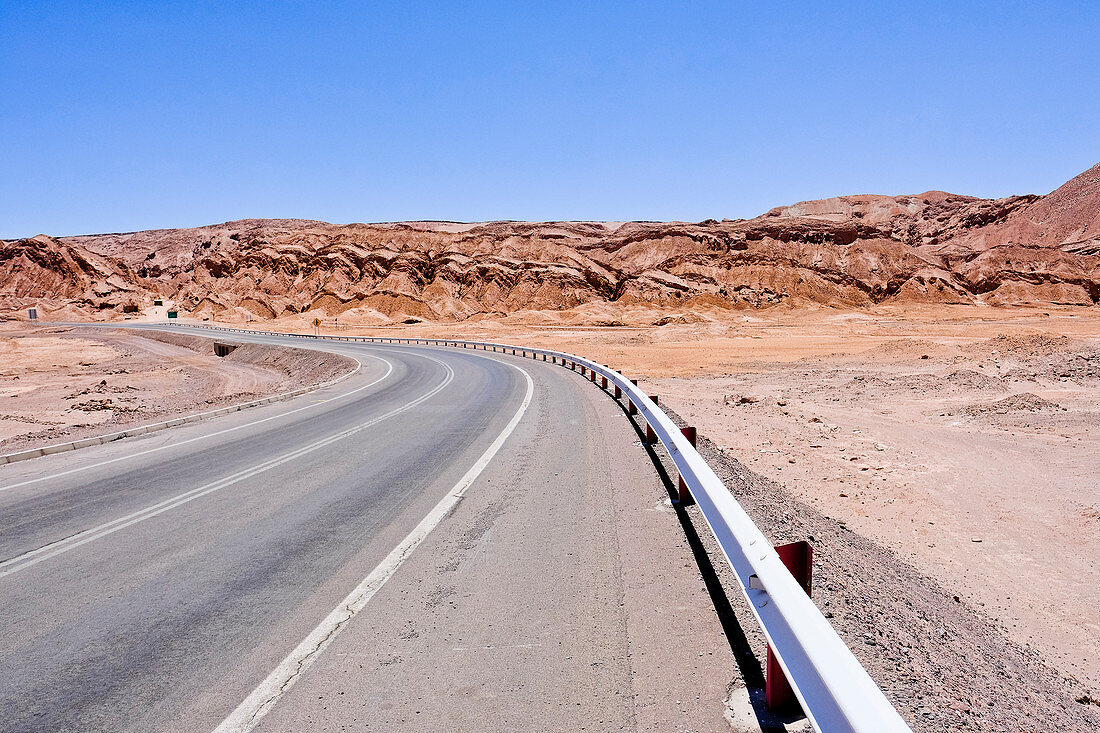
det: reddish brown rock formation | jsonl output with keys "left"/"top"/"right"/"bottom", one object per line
{"left": 3, "top": 162, "right": 1099, "bottom": 321}
{"left": 0, "top": 235, "right": 144, "bottom": 313}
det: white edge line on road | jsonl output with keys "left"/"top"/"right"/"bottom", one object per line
{"left": 0, "top": 356, "right": 454, "bottom": 578}
{"left": 0, "top": 352, "right": 392, "bottom": 493}
{"left": 213, "top": 360, "right": 536, "bottom": 733}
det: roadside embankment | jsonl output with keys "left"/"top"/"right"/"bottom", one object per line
{"left": 0, "top": 326, "right": 356, "bottom": 455}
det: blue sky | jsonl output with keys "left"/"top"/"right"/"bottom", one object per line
{"left": 2, "top": 1, "right": 1098, "bottom": 237}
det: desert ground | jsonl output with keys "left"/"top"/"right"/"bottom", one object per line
{"left": 0, "top": 324, "right": 353, "bottom": 453}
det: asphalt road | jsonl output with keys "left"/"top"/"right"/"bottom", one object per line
{"left": 0, "top": 327, "right": 746, "bottom": 732}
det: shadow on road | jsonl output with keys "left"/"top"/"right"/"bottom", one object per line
{"left": 606, "top": 382, "right": 804, "bottom": 731}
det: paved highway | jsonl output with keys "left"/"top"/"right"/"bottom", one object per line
{"left": 0, "top": 328, "right": 745, "bottom": 732}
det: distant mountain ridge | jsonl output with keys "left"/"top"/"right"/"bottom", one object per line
{"left": 3, "top": 162, "right": 1098, "bottom": 322}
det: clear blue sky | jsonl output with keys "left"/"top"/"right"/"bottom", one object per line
{"left": 2, "top": 1, "right": 1098, "bottom": 238}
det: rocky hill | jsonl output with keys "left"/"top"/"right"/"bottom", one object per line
{"left": 3, "top": 163, "right": 1099, "bottom": 322}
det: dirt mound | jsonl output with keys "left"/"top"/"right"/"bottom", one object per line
{"left": 979, "top": 333, "right": 1081, "bottom": 358}
{"left": 969, "top": 333, "right": 1100, "bottom": 382}
{"left": 944, "top": 369, "right": 1005, "bottom": 391}
{"left": 965, "top": 393, "right": 1063, "bottom": 416}
{"left": 3, "top": 161, "right": 1099, "bottom": 319}
{"left": 652, "top": 312, "right": 707, "bottom": 326}
{"left": 138, "top": 329, "right": 354, "bottom": 385}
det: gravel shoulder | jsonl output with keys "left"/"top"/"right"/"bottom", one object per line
{"left": 646, "top": 403, "right": 1100, "bottom": 733}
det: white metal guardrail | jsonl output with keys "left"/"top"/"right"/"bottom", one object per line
{"left": 178, "top": 324, "right": 913, "bottom": 733}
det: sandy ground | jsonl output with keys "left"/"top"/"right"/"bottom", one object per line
{"left": 0, "top": 325, "right": 354, "bottom": 453}
{"left": 647, "top": 332, "right": 1100, "bottom": 688}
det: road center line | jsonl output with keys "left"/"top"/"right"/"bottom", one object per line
{"left": 0, "top": 356, "right": 455, "bottom": 579}
{"left": 213, "top": 359, "right": 536, "bottom": 733}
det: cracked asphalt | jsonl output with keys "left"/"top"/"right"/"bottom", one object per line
{"left": 0, "top": 328, "right": 743, "bottom": 732}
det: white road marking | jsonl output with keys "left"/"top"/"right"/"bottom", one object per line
{"left": 0, "top": 358, "right": 455, "bottom": 579}
{"left": 213, "top": 361, "right": 536, "bottom": 733}
{"left": 0, "top": 351, "right": 394, "bottom": 493}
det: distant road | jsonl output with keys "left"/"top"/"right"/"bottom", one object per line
{"left": 0, "top": 327, "right": 741, "bottom": 732}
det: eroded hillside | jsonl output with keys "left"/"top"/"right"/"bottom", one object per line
{"left": 3, "top": 163, "right": 1099, "bottom": 322}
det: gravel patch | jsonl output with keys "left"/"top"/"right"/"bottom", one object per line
{"left": 646, "top": 406, "right": 1100, "bottom": 733}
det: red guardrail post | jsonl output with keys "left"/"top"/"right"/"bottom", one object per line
{"left": 677, "top": 427, "right": 697, "bottom": 504}
{"left": 602, "top": 376, "right": 608, "bottom": 389}
{"left": 766, "top": 541, "right": 813, "bottom": 712}
{"left": 643, "top": 396, "right": 660, "bottom": 444}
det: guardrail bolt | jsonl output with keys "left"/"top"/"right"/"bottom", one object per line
{"left": 766, "top": 541, "right": 813, "bottom": 712}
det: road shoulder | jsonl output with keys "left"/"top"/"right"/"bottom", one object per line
{"left": 246, "top": 356, "right": 742, "bottom": 732}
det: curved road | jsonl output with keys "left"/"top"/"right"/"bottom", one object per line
{"left": 0, "top": 327, "right": 744, "bottom": 733}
